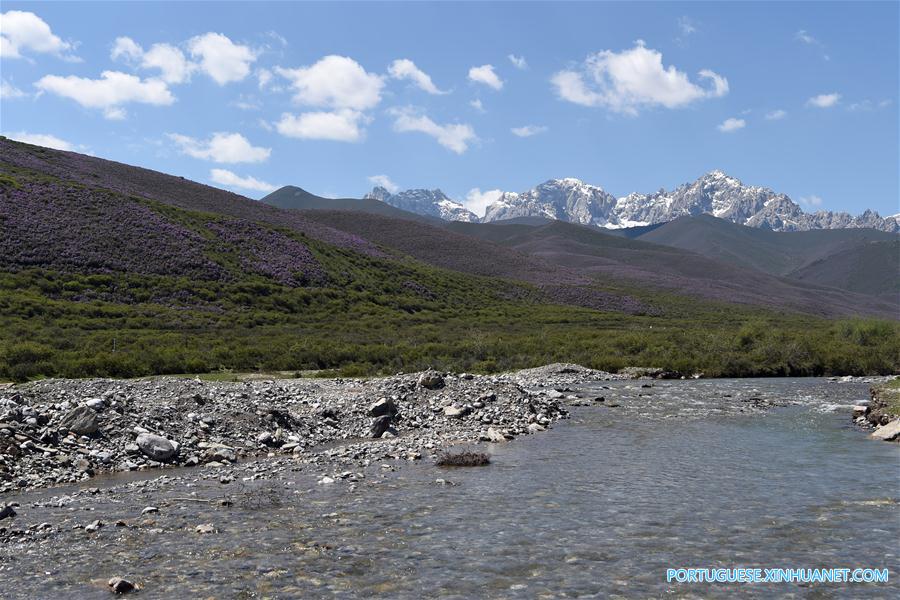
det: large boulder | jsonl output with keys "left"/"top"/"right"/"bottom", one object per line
{"left": 369, "top": 398, "right": 398, "bottom": 418}
{"left": 871, "top": 420, "right": 900, "bottom": 442}
{"left": 136, "top": 433, "right": 178, "bottom": 462}
{"left": 417, "top": 370, "right": 445, "bottom": 390}
{"left": 370, "top": 415, "right": 393, "bottom": 438}
{"left": 58, "top": 405, "right": 99, "bottom": 435}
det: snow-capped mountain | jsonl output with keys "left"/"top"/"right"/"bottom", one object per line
{"left": 369, "top": 172, "right": 899, "bottom": 232}
{"left": 365, "top": 187, "right": 478, "bottom": 222}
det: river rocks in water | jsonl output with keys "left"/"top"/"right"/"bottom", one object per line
{"left": 141, "top": 506, "right": 158, "bottom": 515}
{"left": 370, "top": 415, "right": 393, "bottom": 438}
{"left": 527, "top": 422, "right": 545, "bottom": 433}
{"left": 483, "top": 427, "right": 508, "bottom": 443}
{"left": 417, "top": 371, "right": 445, "bottom": 390}
{"left": 852, "top": 405, "right": 868, "bottom": 418}
{"left": 58, "top": 405, "right": 99, "bottom": 435}
{"left": 136, "top": 433, "right": 178, "bottom": 462}
{"left": 871, "top": 420, "right": 900, "bottom": 442}
{"left": 0, "top": 504, "right": 16, "bottom": 520}
{"left": 108, "top": 577, "right": 136, "bottom": 594}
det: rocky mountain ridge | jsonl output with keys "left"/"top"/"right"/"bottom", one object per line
{"left": 368, "top": 171, "right": 899, "bottom": 233}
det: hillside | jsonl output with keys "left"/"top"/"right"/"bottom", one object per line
{"left": 1, "top": 138, "right": 898, "bottom": 380}
{"left": 638, "top": 215, "right": 899, "bottom": 294}
{"left": 261, "top": 185, "right": 438, "bottom": 224}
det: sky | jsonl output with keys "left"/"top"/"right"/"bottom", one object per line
{"left": 1, "top": 1, "right": 898, "bottom": 217}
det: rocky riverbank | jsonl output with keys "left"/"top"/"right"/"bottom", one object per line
{"left": 849, "top": 377, "right": 900, "bottom": 442}
{"left": 0, "top": 364, "right": 620, "bottom": 495}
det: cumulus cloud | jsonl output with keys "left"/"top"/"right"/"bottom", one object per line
{"left": 717, "top": 118, "right": 745, "bottom": 133}
{"left": 1, "top": 78, "right": 26, "bottom": 99}
{"left": 188, "top": 32, "right": 256, "bottom": 85}
{"left": 0, "top": 10, "right": 75, "bottom": 60}
{"left": 276, "top": 55, "right": 383, "bottom": 110}
{"left": 111, "top": 36, "right": 192, "bottom": 84}
{"left": 765, "top": 109, "right": 787, "bottom": 120}
{"left": 551, "top": 41, "right": 728, "bottom": 115}
{"left": 468, "top": 64, "right": 503, "bottom": 90}
{"left": 508, "top": 54, "right": 527, "bottom": 70}
{"left": 511, "top": 125, "right": 548, "bottom": 137}
{"left": 4, "top": 131, "right": 74, "bottom": 151}
{"left": 35, "top": 70, "right": 175, "bottom": 119}
{"left": 464, "top": 188, "right": 504, "bottom": 217}
{"left": 807, "top": 93, "right": 840, "bottom": 108}
{"left": 389, "top": 107, "right": 476, "bottom": 154}
{"left": 388, "top": 58, "right": 446, "bottom": 94}
{"left": 209, "top": 168, "right": 275, "bottom": 193}
{"left": 168, "top": 132, "right": 270, "bottom": 163}
{"left": 800, "top": 195, "right": 823, "bottom": 207}
{"left": 275, "top": 110, "right": 366, "bottom": 142}
{"left": 470, "top": 98, "right": 485, "bottom": 113}
{"left": 368, "top": 174, "right": 399, "bottom": 193}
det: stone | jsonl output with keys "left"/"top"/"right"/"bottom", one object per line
{"left": 318, "top": 476, "right": 335, "bottom": 485}
{"left": 485, "top": 427, "right": 507, "bottom": 443}
{"left": 370, "top": 415, "right": 393, "bottom": 438}
{"left": 852, "top": 405, "right": 868, "bottom": 418}
{"left": 527, "top": 422, "right": 545, "bottom": 433}
{"left": 195, "top": 523, "right": 215, "bottom": 534}
{"left": 0, "top": 504, "right": 16, "bottom": 520}
{"left": 136, "top": 433, "right": 178, "bottom": 462}
{"left": 85, "top": 519, "right": 102, "bottom": 532}
{"left": 58, "top": 405, "right": 99, "bottom": 435}
{"left": 369, "top": 398, "right": 398, "bottom": 418}
{"left": 443, "top": 406, "right": 468, "bottom": 418}
{"left": 141, "top": 506, "right": 159, "bottom": 515}
{"left": 85, "top": 398, "right": 106, "bottom": 411}
{"left": 417, "top": 371, "right": 445, "bottom": 390}
{"left": 108, "top": 577, "right": 136, "bottom": 594}
{"left": 257, "top": 432, "right": 274, "bottom": 446}
{"left": 871, "top": 420, "right": 900, "bottom": 442}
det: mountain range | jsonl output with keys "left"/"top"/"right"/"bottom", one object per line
{"left": 366, "top": 171, "right": 900, "bottom": 233}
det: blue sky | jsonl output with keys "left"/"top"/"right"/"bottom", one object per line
{"left": 1, "top": 1, "right": 897, "bottom": 217}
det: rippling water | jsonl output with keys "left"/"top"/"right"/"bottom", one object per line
{"left": 2, "top": 378, "right": 898, "bottom": 598}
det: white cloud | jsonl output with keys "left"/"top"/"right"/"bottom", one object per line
{"left": 1, "top": 78, "right": 26, "bottom": 99}
{"left": 209, "top": 168, "right": 276, "bottom": 193}
{"left": 388, "top": 58, "right": 446, "bottom": 95}
{"left": 111, "top": 37, "right": 193, "bottom": 84}
{"left": 717, "top": 118, "right": 745, "bottom": 133}
{"left": 795, "top": 30, "right": 817, "bottom": 45}
{"left": 807, "top": 93, "right": 840, "bottom": 108}
{"left": 470, "top": 98, "right": 485, "bottom": 113}
{"left": 35, "top": 70, "right": 175, "bottom": 119}
{"left": 464, "top": 188, "right": 504, "bottom": 217}
{"left": 800, "top": 195, "right": 823, "bottom": 207}
{"left": 4, "top": 131, "right": 74, "bottom": 151}
{"left": 468, "top": 64, "right": 503, "bottom": 90}
{"left": 188, "top": 32, "right": 256, "bottom": 85}
{"left": 508, "top": 54, "right": 527, "bottom": 70}
{"left": 389, "top": 107, "right": 476, "bottom": 154}
{"left": 0, "top": 10, "right": 74, "bottom": 60}
{"left": 551, "top": 41, "right": 728, "bottom": 115}
{"left": 765, "top": 109, "right": 787, "bottom": 120}
{"left": 848, "top": 99, "right": 891, "bottom": 112}
{"left": 276, "top": 55, "right": 383, "bottom": 110}
{"left": 168, "top": 132, "right": 270, "bottom": 163}
{"left": 275, "top": 110, "right": 366, "bottom": 142}
{"left": 511, "top": 125, "right": 548, "bottom": 137}
{"left": 368, "top": 174, "right": 399, "bottom": 193}
{"left": 257, "top": 68, "right": 273, "bottom": 89}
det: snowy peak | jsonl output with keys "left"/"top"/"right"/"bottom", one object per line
{"left": 368, "top": 173, "right": 898, "bottom": 233}
{"left": 365, "top": 187, "right": 477, "bottom": 222}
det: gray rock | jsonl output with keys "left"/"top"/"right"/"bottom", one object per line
{"left": 369, "top": 398, "right": 398, "bottom": 418}
{"left": 58, "top": 405, "right": 99, "bottom": 435}
{"left": 418, "top": 371, "right": 445, "bottom": 390}
{"left": 85, "top": 398, "right": 105, "bottom": 411}
{"left": 108, "top": 577, "right": 136, "bottom": 594}
{"left": 443, "top": 405, "right": 468, "bottom": 418}
{"left": 871, "top": 420, "right": 900, "bottom": 441}
{"left": 370, "top": 415, "right": 393, "bottom": 438}
{"left": 0, "top": 504, "right": 16, "bottom": 520}
{"left": 485, "top": 427, "right": 507, "bottom": 443}
{"left": 136, "top": 433, "right": 178, "bottom": 462}
{"left": 851, "top": 405, "right": 868, "bottom": 418}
